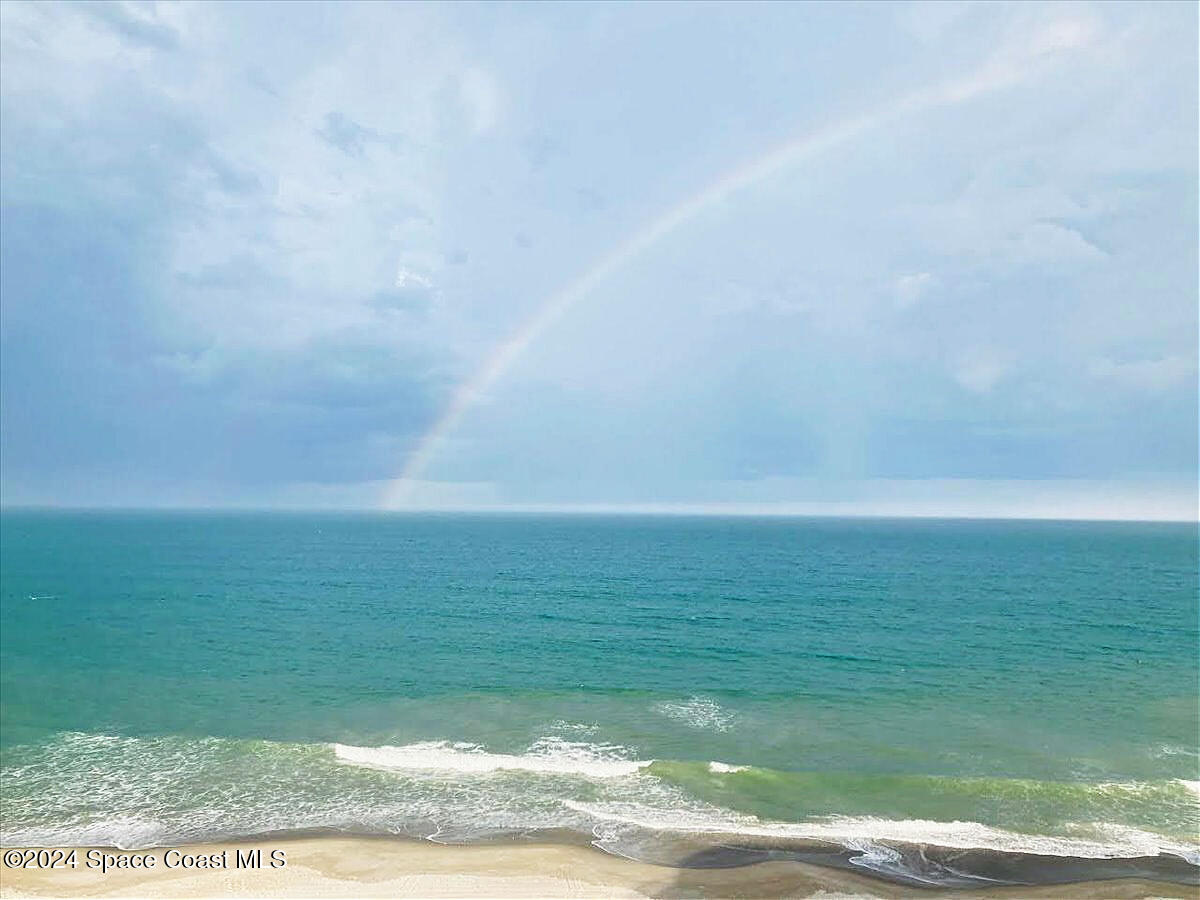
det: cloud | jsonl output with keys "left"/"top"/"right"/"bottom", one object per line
{"left": 897, "top": 1, "right": 974, "bottom": 45}
{"left": 0, "top": 1, "right": 487, "bottom": 501}
{"left": 953, "top": 357, "right": 1008, "bottom": 394}
{"left": 75, "top": 1, "right": 181, "bottom": 51}
{"left": 458, "top": 67, "right": 502, "bottom": 135}
{"left": 1089, "top": 355, "right": 1195, "bottom": 392}
{"left": 0, "top": 1, "right": 1194, "bottom": 514}
{"left": 315, "top": 111, "right": 402, "bottom": 158}
{"left": 893, "top": 272, "right": 936, "bottom": 309}
{"left": 371, "top": 476, "right": 1197, "bottom": 522}
{"left": 1006, "top": 220, "right": 1108, "bottom": 265}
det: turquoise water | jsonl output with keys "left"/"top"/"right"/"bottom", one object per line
{"left": 2, "top": 511, "right": 1197, "bottom": 886}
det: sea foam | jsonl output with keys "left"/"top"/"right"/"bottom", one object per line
{"left": 708, "top": 761, "right": 748, "bottom": 773}
{"left": 566, "top": 800, "right": 1200, "bottom": 862}
{"left": 333, "top": 737, "right": 650, "bottom": 778}
{"left": 653, "top": 696, "right": 734, "bottom": 732}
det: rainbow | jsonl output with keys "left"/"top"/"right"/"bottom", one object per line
{"left": 384, "top": 20, "right": 1093, "bottom": 507}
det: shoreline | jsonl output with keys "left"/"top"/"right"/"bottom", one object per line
{"left": 1, "top": 836, "right": 1195, "bottom": 899}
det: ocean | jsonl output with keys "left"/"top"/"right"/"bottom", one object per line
{"left": 1, "top": 511, "right": 1197, "bottom": 889}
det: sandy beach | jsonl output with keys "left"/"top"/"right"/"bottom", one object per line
{"left": 0, "top": 837, "right": 1193, "bottom": 900}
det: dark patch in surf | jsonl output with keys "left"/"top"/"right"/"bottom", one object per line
{"left": 656, "top": 838, "right": 1200, "bottom": 889}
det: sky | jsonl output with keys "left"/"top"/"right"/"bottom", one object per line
{"left": 1, "top": 0, "right": 1196, "bottom": 519}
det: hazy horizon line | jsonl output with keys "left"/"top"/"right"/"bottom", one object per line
{"left": 1, "top": 502, "right": 1195, "bottom": 525}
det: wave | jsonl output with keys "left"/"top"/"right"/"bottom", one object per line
{"left": 708, "top": 761, "right": 748, "bottom": 773}
{"left": 334, "top": 737, "right": 649, "bottom": 778}
{"left": 3, "top": 731, "right": 1197, "bottom": 887}
{"left": 570, "top": 799, "right": 1200, "bottom": 862}
{"left": 644, "top": 759, "right": 1200, "bottom": 844}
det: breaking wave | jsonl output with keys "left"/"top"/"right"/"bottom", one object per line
{"left": 333, "top": 737, "right": 648, "bottom": 778}
{"left": 2, "top": 731, "right": 1197, "bottom": 887}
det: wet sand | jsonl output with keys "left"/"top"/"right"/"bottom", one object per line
{"left": 0, "top": 837, "right": 1194, "bottom": 899}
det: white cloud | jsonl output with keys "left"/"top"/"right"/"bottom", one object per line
{"left": 703, "top": 280, "right": 809, "bottom": 317}
{"left": 908, "top": 180, "right": 1113, "bottom": 274}
{"left": 1089, "top": 355, "right": 1196, "bottom": 392}
{"left": 954, "top": 355, "right": 1008, "bottom": 393}
{"left": 897, "top": 1, "right": 974, "bottom": 45}
{"left": 459, "top": 67, "right": 502, "bottom": 135}
{"left": 396, "top": 267, "right": 435, "bottom": 291}
{"left": 1025, "top": 13, "right": 1099, "bottom": 57}
{"left": 1007, "top": 220, "right": 1107, "bottom": 265}
{"left": 893, "top": 271, "right": 936, "bottom": 309}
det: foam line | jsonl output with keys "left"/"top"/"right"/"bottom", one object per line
{"left": 333, "top": 739, "right": 649, "bottom": 778}
{"left": 568, "top": 801, "right": 1200, "bottom": 861}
